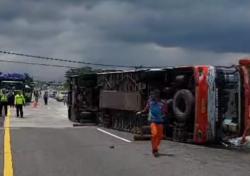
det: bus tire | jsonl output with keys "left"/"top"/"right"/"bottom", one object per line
{"left": 173, "top": 89, "right": 194, "bottom": 122}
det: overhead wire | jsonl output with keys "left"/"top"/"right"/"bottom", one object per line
{"left": 0, "top": 49, "right": 152, "bottom": 68}
{"left": 0, "top": 59, "right": 78, "bottom": 69}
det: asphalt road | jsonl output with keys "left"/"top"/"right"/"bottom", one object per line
{"left": 1, "top": 98, "right": 250, "bottom": 176}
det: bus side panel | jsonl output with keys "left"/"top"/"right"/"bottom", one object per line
{"left": 241, "top": 66, "right": 250, "bottom": 136}
{"left": 207, "top": 66, "right": 216, "bottom": 141}
{"left": 193, "top": 66, "right": 209, "bottom": 144}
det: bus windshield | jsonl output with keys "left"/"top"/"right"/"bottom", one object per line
{"left": 0, "top": 80, "right": 24, "bottom": 90}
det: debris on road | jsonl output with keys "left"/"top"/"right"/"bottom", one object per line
{"left": 226, "top": 136, "right": 250, "bottom": 149}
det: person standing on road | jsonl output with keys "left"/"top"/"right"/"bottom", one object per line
{"left": 63, "top": 94, "right": 67, "bottom": 105}
{"left": 137, "top": 89, "right": 167, "bottom": 157}
{"left": 15, "top": 91, "right": 26, "bottom": 118}
{"left": 39, "top": 89, "right": 42, "bottom": 98}
{"left": 8, "top": 90, "right": 15, "bottom": 108}
{"left": 33, "top": 90, "right": 39, "bottom": 107}
{"left": 43, "top": 91, "right": 48, "bottom": 105}
{"left": 0, "top": 89, "right": 9, "bottom": 116}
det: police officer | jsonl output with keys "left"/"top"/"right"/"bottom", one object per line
{"left": 15, "top": 91, "right": 26, "bottom": 118}
{"left": 0, "top": 89, "right": 8, "bottom": 116}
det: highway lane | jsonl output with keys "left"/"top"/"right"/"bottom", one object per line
{"left": 0, "top": 98, "right": 250, "bottom": 176}
{"left": 10, "top": 98, "right": 72, "bottom": 128}
{"left": 10, "top": 127, "right": 250, "bottom": 176}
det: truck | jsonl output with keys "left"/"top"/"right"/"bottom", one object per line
{"left": 67, "top": 59, "right": 250, "bottom": 145}
{"left": 0, "top": 73, "right": 34, "bottom": 102}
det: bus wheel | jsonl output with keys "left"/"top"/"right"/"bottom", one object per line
{"left": 173, "top": 89, "right": 194, "bottom": 122}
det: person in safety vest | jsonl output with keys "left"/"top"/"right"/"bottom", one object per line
{"left": 137, "top": 89, "right": 168, "bottom": 157}
{"left": 0, "top": 89, "right": 8, "bottom": 116}
{"left": 15, "top": 91, "right": 26, "bottom": 118}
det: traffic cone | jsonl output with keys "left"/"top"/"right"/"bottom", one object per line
{"left": 32, "top": 101, "right": 38, "bottom": 108}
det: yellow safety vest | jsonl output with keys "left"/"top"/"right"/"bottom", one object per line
{"left": 1, "top": 94, "right": 8, "bottom": 102}
{"left": 15, "top": 94, "right": 25, "bottom": 105}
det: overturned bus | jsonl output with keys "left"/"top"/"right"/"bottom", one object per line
{"left": 67, "top": 74, "right": 99, "bottom": 124}
{"left": 67, "top": 59, "right": 250, "bottom": 144}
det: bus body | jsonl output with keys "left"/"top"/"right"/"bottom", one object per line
{"left": 67, "top": 74, "right": 99, "bottom": 123}
{"left": 67, "top": 59, "right": 250, "bottom": 144}
{"left": 239, "top": 59, "right": 250, "bottom": 141}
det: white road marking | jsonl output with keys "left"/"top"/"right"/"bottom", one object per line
{"left": 97, "top": 128, "right": 132, "bottom": 143}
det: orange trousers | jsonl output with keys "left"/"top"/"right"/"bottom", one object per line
{"left": 151, "top": 123, "right": 163, "bottom": 152}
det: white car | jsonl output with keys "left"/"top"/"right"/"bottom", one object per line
{"left": 48, "top": 90, "right": 57, "bottom": 98}
{"left": 56, "top": 91, "right": 67, "bottom": 102}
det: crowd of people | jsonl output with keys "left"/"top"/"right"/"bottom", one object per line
{"left": 0, "top": 89, "right": 25, "bottom": 118}
{"left": 33, "top": 89, "right": 49, "bottom": 106}
{"left": 0, "top": 88, "right": 52, "bottom": 118}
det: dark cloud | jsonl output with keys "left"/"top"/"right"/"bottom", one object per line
{"left": 82, "top": 0, "right": 250, "bottom": 52}
{"left": 0, "top": 0, "right": 249, "bottom": 80}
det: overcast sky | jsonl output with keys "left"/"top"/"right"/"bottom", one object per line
{"left": 0, "top": 0, "right": 250, "bottom": 80}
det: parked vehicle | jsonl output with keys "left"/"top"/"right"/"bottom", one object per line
{"left": 56, "top": 91, "right": 68, "bottom": 102}
{"left": 67, "top": 59, "right": 250, "bottom": 144}
{"left": 48, "top": 90, "right": 57, "bottom": 98}
{"left": 0, "top": 73, "right": 34, "bottom": 102}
